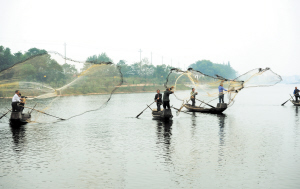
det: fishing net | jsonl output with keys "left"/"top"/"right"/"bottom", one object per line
{"left": 164, "top": 67, "right": 282, "bottom": 108}
{"left": 0, "top": 51, "right": 123, "bottom": 123}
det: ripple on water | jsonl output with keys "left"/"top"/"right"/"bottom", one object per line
{"left": 0, "top": 86, "right": 300, "bottom": 188}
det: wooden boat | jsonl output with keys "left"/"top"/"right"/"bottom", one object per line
{"left": 184, "top": 103, "right": 228, "bottom": 114}
{"left": 152, "top": 109, "right": 173, "bottom": 121}
{"left": 10, "top": 112, "right": 31, "bottom": 126}
{"left": 291, "top": 100, "right": 300, "bottom": 106}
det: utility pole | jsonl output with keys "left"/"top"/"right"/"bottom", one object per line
{"left": 64, "top": 42, "right": 66, "bottom": 64}
{"left": 138, "top": 49, "right": 142, "bottom": 63}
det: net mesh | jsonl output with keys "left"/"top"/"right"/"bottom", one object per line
{"left": 0, "top": 51, "right": 123, "bottom": 123}
{"left": 165, "top": 67, "right": 282, "bottom": 107}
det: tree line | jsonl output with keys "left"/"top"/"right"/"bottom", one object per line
{"left": 0, "top": 46, "right": 47, "bottom": 71}
{"left": 0, "top": 45, "right": 237, "bottom": 84}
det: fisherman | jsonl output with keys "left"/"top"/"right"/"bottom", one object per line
{"left": 18, "top": 93, "right": 26, "bottom": 113}
{"left": 218, "top": 83, "right": 227, "bottom": 103}
{"left": 163, "top": 86, "right": 174, "bottom": 110}
{"left": 12, "top": 90, "right": 21, "bottom": 112}
{"left": 294, "top": 87, "right": 300, "bottom": 102}
{"left": 154, "top": 89, "right": 162, "bottom": 111}
{"left": 190, "top": 88, "right": 198, "bottom": 106}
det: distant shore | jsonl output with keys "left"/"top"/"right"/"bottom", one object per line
{"left": 0, "top": 84, "right": 190, "bottom": 99}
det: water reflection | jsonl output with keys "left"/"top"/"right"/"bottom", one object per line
{"left": 191, "top": 112, "right": 197, "bottom": 136}
{"left": 156, "top": 120, "right": 173, "bottom": 163}
{"left": 10, "top": 125, "right": 27, "bottom": 153}
{"left": 295, "top": 106, "right": 299, "bottom": 126}
{"left": 217, "top": 114, "right": 226, "bottom": 166}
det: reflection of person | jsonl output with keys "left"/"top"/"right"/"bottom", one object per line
{"left": 154, "top": 89, "right": 162, "bottom": 111}
{"left": 294, "top": 87, "right": 300, "bottom": 102}
{"left": 163, "top": 86, "right": 174, "bottom": 110}
{"left": 12, "top": 90, "right": 21, "bottom": 112}
{"left": 190, "top": 88, "right": 198, "bottom": 106}
{"left": 218, "top": 84, "right": 227, "bottom": 103}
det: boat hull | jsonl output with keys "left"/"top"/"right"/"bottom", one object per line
{"left": 291, "top": 100, "right": 300, "bottom": 106}
{"left": 152, "top": 109, "right": 173, "bottom": 121}
{"left": 184, "top": 103, "right": 227, "bottom": 114}
{"left": 10, "top": 112, "right": 31, "bottom": 126}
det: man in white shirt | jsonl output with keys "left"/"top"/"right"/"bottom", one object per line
{"left": 12, "top": 90, "right": 21, "bottom": 112}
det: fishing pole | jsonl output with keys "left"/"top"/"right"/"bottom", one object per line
{"left": 195, "top": 99, "right": 215, "bottom": 108}
{"left": 136, "top": 101, "right": 155, "bottom": 118}
{"left": 281, "top": 95, "right": 294, "bottom": 106}
{"left": 21, "top": 105, "right": 65, "bottom": 120}
{"left": 171, "top": 106, "right": 194, "bottom": 116}
{"left": 0, "top": 109, "right": 11, "bottom": 120}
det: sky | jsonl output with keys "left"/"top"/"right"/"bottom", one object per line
{"left": 0, "top": 0, "right": 299, "bottom": 76}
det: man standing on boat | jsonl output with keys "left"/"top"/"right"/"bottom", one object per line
{"left": 218, "top": 83, "right": 227, "bottom": 103}
{"left": 18, "top": 93, "right": 26, "bottom": 112}
{"left": 163, "top": 86, "right": 174, "bottom": 110}
{"left": 154, "top": 89, "right": 162, "bottom": 111}
{"left": 12, "top": 90, "right": 21, "bottom": 112}
{"left": 294, "top": 87, "right": 300, "bottom": 102}
{"left": 190, "top": 88, "right": 198, "bottom": 106}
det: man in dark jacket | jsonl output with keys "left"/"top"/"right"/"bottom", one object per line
{"left": 163, "top": 86, "right": 174, "bottom": 110}
{"left": 154, "top": 89, "right": 162, "bottom": 111}
{"left": 294, "top": 87, "right": 300, "bottom": 102}
{"left": 190, "top": 88, "right": 198, "bottom": 106}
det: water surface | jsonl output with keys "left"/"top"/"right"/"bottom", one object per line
{"left": 0, "top": 84, "right": 299, "bottom": 188}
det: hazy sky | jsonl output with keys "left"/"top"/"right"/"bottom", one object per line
{"left": 0, "top": 0, "right": 299, "bottom": 76}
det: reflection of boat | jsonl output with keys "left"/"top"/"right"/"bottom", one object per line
{"left": 152, "top": 109, "right": 173, "bottom": 121}
{"left": 184, "top": 103, "right": 227, "bottom": 114}
{"left": 291, "top": 100, "right": 300, "bottom": 106}
{"left": 10, "top": 112, "right": 31, "bottom": 126}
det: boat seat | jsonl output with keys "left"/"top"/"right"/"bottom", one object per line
{"left": 152, "top": 108, "right": 164, "bottom": 112}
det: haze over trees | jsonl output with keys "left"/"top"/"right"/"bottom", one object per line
{"left": 189, "top": 60, "right": 237, "bottom": 79}
{"left": 0, "top": 45, "right": 238, "bottom": 87}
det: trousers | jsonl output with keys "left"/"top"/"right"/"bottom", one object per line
{"left": 11, "top": 102, "right": 19, "bottom": 112}
{"left": 191, "top": 99, "right": 196, "bottom": 106}
{"left": 156, "top": 101, "right": 162, "bottom": 111}
{"left": 219, "top": 94, "right": 224, "bottom": 103}
{"left": 163, "top": 101, "right": 170, "bottom": 109}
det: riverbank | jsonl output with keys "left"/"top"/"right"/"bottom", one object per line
{"left": 0, "top": 84, "right": 190, "bottom": 98}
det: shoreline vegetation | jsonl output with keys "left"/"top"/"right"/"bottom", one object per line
{"left": 0, "top": 83, "right": 190, "bottom": 98}
{"left": 0, "top": 46, "right": 238, "bottom": 98}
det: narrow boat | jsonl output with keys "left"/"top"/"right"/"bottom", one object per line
{"left": 291, "top": 100, "right": 300, "bottom": 106}
{"left": 152, "top": 109, "right": 173, "bottom": 121}
{"left": 184, "top": 103, "right": 228, "bottom": 114}
{"left": 10, "top": 112, "right": 31, "bottom": 126}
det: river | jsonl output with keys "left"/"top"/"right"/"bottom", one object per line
{"left": 0, "top": 84, "right": 299, "bottom": 188}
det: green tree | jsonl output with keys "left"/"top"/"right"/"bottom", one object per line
{"left": 189, "top": 60, "right": 237, "bottom": 79}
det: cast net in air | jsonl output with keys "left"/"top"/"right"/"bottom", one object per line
{"left": 164, "top": 67, "right": 282, "bottom": 108}
{"left": 0, "top": 51, "right": 123, "bottom": 123}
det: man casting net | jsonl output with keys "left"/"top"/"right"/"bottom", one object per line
{"left": 0, "top": 51, "right": 123, "bottom": 123}
{"left": 164, "top": 67, "right": 282, "bottom": 110}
